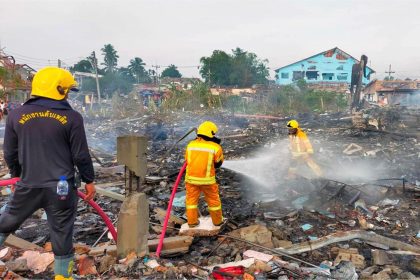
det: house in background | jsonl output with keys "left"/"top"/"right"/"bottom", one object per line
{"left": 362, "top": 79, "right": 420, "bottom": 107}
{"left": 160, "top": 77, "right": 201, "bottom": 91}
{"left": 274, "top": 47, "right": 375, "bottom": 86}
{"left": 1, "top": 52, "right": 36, "bottom": 101}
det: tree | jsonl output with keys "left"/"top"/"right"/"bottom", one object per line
{"left": 101, "top": 44, "right": 119, "bottom": 73}
{"left": 200, "top": 50, "right": 232, "bottom": 86}
{"left": 100, "top": 71, "right": 133, "bottom": 97}
{"left": 0, "top": 66, "right": 25, "bottom": 98}
{"left": 161, "top": 64, "right": 182, "bottom": 78}
{"left": 200, "top": 48, "right": 269, "bottom": 87}
{"left": 70, "top": 59, "right": 93, "bottom": 73}
{"left": 128, "top": 57, "right": 151, "bottom": 83}
{"left": 118, "top": 67, "right": 135, "bottom": 82}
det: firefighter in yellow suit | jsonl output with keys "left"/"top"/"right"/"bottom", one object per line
{"left": 185, "top": 121, "right": 224, "bottom": 227}
{"left": 287, "top": 120, "right": 323, "bottom": 178}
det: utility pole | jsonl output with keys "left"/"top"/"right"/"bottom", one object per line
{"left": 151, "top": 65, "right": 160, "bottom": 85}
{"left": 152, "top": 65, "right": 161, "bottom": 98}
{"left": 385, "top": 64, "right": 395, "bottom": 80}
{"left": 89, "top": 51, "right": 101, "bottom": 104}
{"left": 350, "top": 55, "right": 368, "bottom": 111}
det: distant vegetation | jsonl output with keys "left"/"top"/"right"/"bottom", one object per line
{"left": 0, "top": 66, "right": 25, "bottom": 98}
{"left": 70, "top": 44, "right": 153, "bottom": 96}
{"left": 70, "top": 45, "right": 270, "bottom": 97}
{"left": 161, "top": 65, "right": 182, "bottom": 78}
{"left": 200, "top": 47, "right": 269, "bottom": 87}
{"left": 162, "top": 79, "right": 347, "bottom": 115}
{"left": 69, "top": 44, "right": 346, "bottom": 116}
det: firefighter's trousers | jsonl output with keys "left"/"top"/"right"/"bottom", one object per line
{"left": 288, "top": 155, "right": 323, "bottom": 178}
{"left": 185, "top": 183, "right": 223, "bottom": 226}
{"left": 0, "top": 183, "right": 78, "bottom": 259}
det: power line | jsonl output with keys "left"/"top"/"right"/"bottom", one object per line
{"left": 4, "top": 50, "right": 51, "bottom": 61}
{"left": 5, "top": 47, "right": 201, "bottom": 69}
{"left": 5, "top": 50, "right": 84, "bottom": 62}
{"left": 6, "top": 55, "right": 51, "bottom": 64}
{"left": 143, "top": 64, "right": 200, "bottom": 69}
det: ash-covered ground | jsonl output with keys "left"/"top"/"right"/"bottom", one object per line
{"left": 0, "top": 108, "right": 419, "bottom": 279}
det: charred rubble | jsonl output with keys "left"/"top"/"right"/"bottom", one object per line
{"left": 0, "top": 107, "right": 419, "bottom": 279}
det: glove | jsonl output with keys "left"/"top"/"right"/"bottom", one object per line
{"left": 84, "top": 182, "right": 96, "bottom": 201}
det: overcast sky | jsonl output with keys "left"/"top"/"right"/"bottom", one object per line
{"left": 1, "top": 0, "right": 419, "bottom": 80}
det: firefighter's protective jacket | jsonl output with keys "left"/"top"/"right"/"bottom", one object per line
{"left": 289, "top": 128, "right": 314, "bottom": 157}
{"left": 3, "top": 97, "right": 94, "bottom": 188}
{"left": 184, "top": 137, "right": 223, "bottom": 185}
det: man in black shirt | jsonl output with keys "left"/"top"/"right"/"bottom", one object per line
{"left": 0, "top": 66, "right": 96, "bottom": 280}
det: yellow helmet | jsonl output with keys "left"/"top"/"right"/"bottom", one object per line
{"left": 31, "top": 67, "right": 78, "bottom": 100}
{"left": 287, "top": 119, "right": 299, "bottom": 129}
{"left": 197, "top": 121, "right": 218, "bottom": 138}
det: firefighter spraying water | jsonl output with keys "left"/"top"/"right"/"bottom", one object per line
{"left": 184, "top": 121, "right": 224, "bottom": 227}
{"left": 286, "top": 119, "right": 323, "bottom": 178}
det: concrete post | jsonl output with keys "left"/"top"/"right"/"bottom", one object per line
{"left": 116, "top": 136, "right": 149, "bottom": 259}
{"left": 117, "top": 136, "right": 148, "bottom": 193}
{"left": 117, "top": 192, "right": 149, "bottom": 258}
{"left": 117, "top": 136, "right": 148, "bottom": 180}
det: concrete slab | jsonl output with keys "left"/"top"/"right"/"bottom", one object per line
{"left": 243, "top": 250, "right": 273, "bottom": 262}
{"left": 179, "top": 217, "right": 221, "bottom": 237}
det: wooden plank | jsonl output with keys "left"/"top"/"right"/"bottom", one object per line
{"left": 94, "top": 181, "right": 125, "bottom": 189}
{"left": 5, "top": 234, "right": 43, "bottom": 250}
{"left": 148, "top": 236, "right": 193, "bottom": 255}
{"left": 95, "top": 186, "right": 125, "bottom": 201}
{"left": 153, "top": 208, "right": 185, "bottom": 225}
{"left": 145, "top": 176, "right": 167, "bottom": 183}
{"left": 89, "top": 236, "right": 193, "bottom": 257}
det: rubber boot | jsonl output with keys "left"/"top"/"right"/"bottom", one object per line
{"left": 54, "top": 256, "right": 74, "bottom": 280}
{"left": 188, "top": 220, "right": 200, "bottom": 228}
{"left": 0, "top": 233, "right": 8, "bottom": 247}
{"left": 55, "top": 276, "right": 73, "bottom": 280}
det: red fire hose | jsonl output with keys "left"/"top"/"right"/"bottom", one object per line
{"left": 77, "top": 190, "right": 117, "bottom": 241}
{"left": 0, "top": 178, "right": 118, "bottom": 242}
{"left": 0, "top": 178, "right": 20, "bottom": 187}
{"left": 156, "top": 162, "right": 187, "bottom": 258}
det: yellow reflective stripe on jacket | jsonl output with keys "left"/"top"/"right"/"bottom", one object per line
{"left": 290, "top": 129, "right": 313, "bottom": 156}
{"left": 188, "top": 142, "right": 221, "bottom": 152}
{"left": 295, "top": 137, "right": 301, "bottom": 153}
{"left": 187, "top": 147, "right": 216, "bottom": 154}
{"left": 185, "top": 175, "right": 216, "bottom": 185}
{"left": 186, "top": 204, "right": 198, "bottom": 210}
{"left": 292, "top": 152, "right": 308, "bottom": 156}
{"left": 208, "top": 205, "right": 222, "bottom": 211}
{"left": 206, "top": 153, "right": 214, "bottom": 177}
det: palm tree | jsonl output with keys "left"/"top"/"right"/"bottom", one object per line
{"left": 128, "top": 57, "right": 146, "bottom": 83}
{"left": 101, "top": 44, "right": 119, "bottom": 73}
